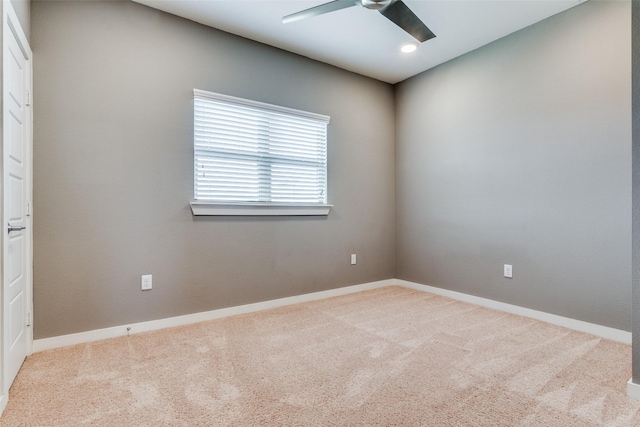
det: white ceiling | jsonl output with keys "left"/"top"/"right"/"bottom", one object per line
{"left": 132, "top": 0, "right": 586, "bottom": 84}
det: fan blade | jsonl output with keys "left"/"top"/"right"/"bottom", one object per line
{"left": 379, "top": 0, "right": 435, "bottom": 42}
{"left": 283, "top": 0, "right": 357, "bottom": 24}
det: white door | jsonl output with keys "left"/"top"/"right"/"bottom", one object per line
{"left": 2, "top": 3, "right": 32, "bottom": 397}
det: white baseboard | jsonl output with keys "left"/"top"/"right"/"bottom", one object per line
{"left": 396, "top": 279, "right": 631, "bottom": 344}
{"left": 0, "top": 393, "right": 6, "bottom": 418}
{"left": 33, "top": 277, "right": 632, "bottom": 353}
{"left": 33, "top": 279, "right": 394, "bottom": 353}
{"left": 628, "top": 378, "right": 640, "bottom": 400}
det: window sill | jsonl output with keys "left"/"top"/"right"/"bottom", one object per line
{"left": 190, "top": 202, "right": 332, "bottom": 216}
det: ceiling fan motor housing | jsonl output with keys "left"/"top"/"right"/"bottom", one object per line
{"left": 361, "top": 0, "right": 393, "bottom": 10}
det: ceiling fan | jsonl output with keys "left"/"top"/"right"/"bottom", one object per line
{"left": 282, "top": 0, "right": 435, "bottom": 43}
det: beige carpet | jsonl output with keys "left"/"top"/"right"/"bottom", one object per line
{"left": 2, "top": 286, "right": 639, "bottom": 426}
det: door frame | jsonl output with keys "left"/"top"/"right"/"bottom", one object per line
{"left": 0, "top": 0, "right": 33, "bottom": 416}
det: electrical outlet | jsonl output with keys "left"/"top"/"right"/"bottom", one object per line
{"left": 351, "top": 254, "right": 357, "bottom": 265}
{"left": 504, "top": 264, "right": 512, "bottom": 279}
{"left": 141, "top": 274, "right": 152, "bottom": 290}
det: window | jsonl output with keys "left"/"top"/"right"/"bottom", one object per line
{"left": 191, "top": 90, "right": 331, "bottom": 216}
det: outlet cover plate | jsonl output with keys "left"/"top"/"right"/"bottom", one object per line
{"left": 504, "top": 264, "right": 513, "bottom": 278}
{"left": 141, "top": 274, "right": 152, "bottom": 290}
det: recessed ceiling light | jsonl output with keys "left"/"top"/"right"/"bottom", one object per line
{"left": 401, "top": 43, "right": 418, "bottom": 53}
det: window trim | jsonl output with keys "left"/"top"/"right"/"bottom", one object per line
{"left": 190, "top": 201, "right": 333, "bottom": 216}
{"left": 192, "top": 90, "right": 331, "bottom": 216}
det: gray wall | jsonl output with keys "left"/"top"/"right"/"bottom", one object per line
{"left": 395, "top": 0, "right": 632, "bottom": 330}
{"left": 10, "top": 0, "right": 29, "bottom": 42}
{"left": 32, "top": 0, "right": 633, "bottom": 340}
{"left": 31, "top": 0, "right": 396, "bottom": 338}
{"left": 632, "top": 0, "right": 640, "bottom": 382}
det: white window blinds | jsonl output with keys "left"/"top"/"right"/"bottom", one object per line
{"left": 194, "top": 89, "right": 330, "bottom": 205}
